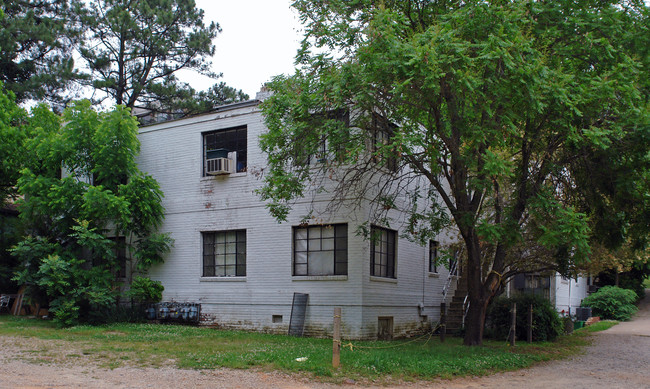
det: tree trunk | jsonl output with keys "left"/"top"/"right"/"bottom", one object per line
{"left": 461, "top": 231, "right": 488, "bottom": 346}
{"left": 464, "top": 297, "right": 489, "bottom": 346}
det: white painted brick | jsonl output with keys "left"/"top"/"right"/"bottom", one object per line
{"left": 137, "top": 102, "right": 458, "bottom": 339}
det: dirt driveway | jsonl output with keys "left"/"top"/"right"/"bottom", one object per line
{"left": 1, "top": 291, "right": 649, "bottom": 389}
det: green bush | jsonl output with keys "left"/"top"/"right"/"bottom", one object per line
{"left": 581, "top": 285, "right": 638, "bottom": 321}
{"left": 486, "top": 293, "right": 563, "bottom": 342}
{"left": 126, "top": 276, "right": 164, "bottom": 303}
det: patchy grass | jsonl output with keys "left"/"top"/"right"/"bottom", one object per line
{"left": 0, "top": 316, "right": 612, "bottom": 383}
{"left": 577, "top": 320, "right": 618, "bottom": 333}
{"left": 643, "top": 277, "right": 650, "bottom": 289}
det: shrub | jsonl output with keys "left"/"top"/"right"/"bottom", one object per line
{"left": 486, "top": 293, "right": 563, "bottom": 342}
{"left": 581, "top": 285, "right": 638, "bottom": 321}
{"left": 126, "top": 276, "right": 164, "bottom": 303}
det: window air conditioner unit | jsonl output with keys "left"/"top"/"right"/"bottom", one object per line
{"left": 206, "top": 157, "right": 235, "bottom": 175}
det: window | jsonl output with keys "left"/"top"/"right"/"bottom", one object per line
{"left": 371, "top": 114, "right": 398, "bottom": 172}
{"left": 429, "top": 240, "right": 439, "bottom": 273}
{"left": 202, "top": 230, "right": 246, "bottom": 277}
{"left": 203, "top": 126, "right": 247, "bottom": 174}
{"left": 293, "top": 224, "right": 348, "bottom": 276}
{"left": 305, "top": 109, "right": 350, "bottom": 165}
{"left": 513, "top": 273, "right": 551, "bottom": 299}
{"left": 370, "top": 226, "right": 396, "bottom": 278}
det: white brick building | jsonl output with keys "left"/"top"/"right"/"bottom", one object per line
{"left": 136, "top": 98, "right": 459, "bottom": 339}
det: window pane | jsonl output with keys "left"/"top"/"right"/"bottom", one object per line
{"left": 226, "top": 242, "right": 236, "bottom": 254}
{"left": 309, "top": 227, "right": 321, "bottom": 239}
{"left": 308, "top": 251, "right": 334, "bottom": 275}
{"left": 216, "top": 243, "right": 225, "bottom": 255}
{"left": 226, "top": 254, "right": 236, "bottom": 265}
{"left": 295, "top": 263, "right": 307, "bottom": 276}
{"left": 322, "top": 227, "right": 334, "bottom": 238}
{"left": 295, "top": 228, "right": 307, "bottom": 240}
{"left": 295, "top": 239, "right": 307, "bottom": 252}
{"left": 322, "top": 238, "right": 334, "bottom": 251}
{"left": 308, "top": 239, "right": 320, "bottom": 251}
{"left": 335, "top": 237, "right": 347, "bottom": 250}
{"left": 295, "top": 252, "right": 308, "bottom": 265}
{"left": 216, "top": 254, "right": 225, "bottom": 266}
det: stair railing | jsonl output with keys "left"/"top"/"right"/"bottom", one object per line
{"left": 441, "top": 259, "right": 458, "bottom": 303}
{"left": 462, "top": 295, "right": 470, "bottom": 328}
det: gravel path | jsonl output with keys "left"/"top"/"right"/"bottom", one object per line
{"left": 1, "top": 291, "right": 648, "bottom": 389}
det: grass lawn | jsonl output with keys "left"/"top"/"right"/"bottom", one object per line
{"left": 0, "top": 316, "right": 613, "bottom": 383}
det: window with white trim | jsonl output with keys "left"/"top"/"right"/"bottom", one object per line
{"left": 293, "top": 224, "right": 348, "bottom": 276}
{"left": 202, "top": 230, "right": 246, "bottom": 277}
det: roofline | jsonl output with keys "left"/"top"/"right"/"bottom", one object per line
{"left": 138, "top": 99, "right": 261, "bottom": 129}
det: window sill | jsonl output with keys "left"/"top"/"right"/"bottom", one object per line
{"left": 200, "top": 276, "right": 247, "bottom": 282}
{"left": 201, "top": 172, "right": 247, "bottom": 181}
{"left": 292, "top": 275, "right": 348, "bottom": 282}
{"left": 370, "top": 276, "right": 397, "bottom": 284}
{"left": 428, "top": 272, "right": 440, "bottom": 278}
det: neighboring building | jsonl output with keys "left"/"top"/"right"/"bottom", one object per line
{"left": 136, "top": 96, "right": 460, "bottom": 339}
{"left": 509, "top": 272, "right": 592, "bottom": 316}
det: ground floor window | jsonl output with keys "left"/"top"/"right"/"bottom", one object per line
{"left": 293, "top": 224, "right": 348, "bottom": 276}
{"left": 202, "top": 230, "right": 246, "bottom": 276}
{"left": 370, "top": 226, "right": 396, "bottom": 278}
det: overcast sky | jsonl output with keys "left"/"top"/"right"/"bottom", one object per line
{"left": 185, "top": 0, "right": 305, "bottom": 99}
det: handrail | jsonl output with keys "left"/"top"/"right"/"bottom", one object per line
{"left": 462, "top": 295, "right": 470, "bottom": 328}
{"left": 441, "top": 259, "right": 458, "bottom": 303}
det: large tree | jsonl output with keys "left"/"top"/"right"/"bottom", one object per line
{"left": 0, "top": 0, "right": 80, "bottom": 104}
{"left": 12, "top": 101, "right": 172, "bottom": 326}
{"left": 259, "top": 0, "right": 650, "bottom": 345}
{"left": 76, "top": 0, "right": 234, "bottom": 110}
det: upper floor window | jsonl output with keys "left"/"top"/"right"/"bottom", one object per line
{"left": 370, "top": 225, "right": 396, "bottom": 278}
{"left": 293, "top": 224, "right": 348, "bottom": 276}
{"left": 429, "top": 240, "right": 439, "bottom": 273}
{"left": 371, "top": 114, "right": 398, "bottom": 172}
{"left": 202, "top": 230, "right": 246, "bottom": 277}
{"left": 304, "top": 109, "right": 350, "bottom": 165}
{"left": 203, "top": 126, "right": 247, "bottom": 175}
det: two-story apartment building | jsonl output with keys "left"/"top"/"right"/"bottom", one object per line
{"left": 136, "top": 96, "right": 459, "bottom": 339}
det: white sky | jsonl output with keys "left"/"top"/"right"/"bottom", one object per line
{"left": 184, "top": 0, "right": 305, "bottom": 99}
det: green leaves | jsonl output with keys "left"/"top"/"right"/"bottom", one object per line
{"left": 264, "top": 0, "right": 650, "bottom": 344}
{"left": 78, "top": 0, "right": 220, "bottom": 108}
{"left": 13, "top": 101, "right": 172, "bottom": 326}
